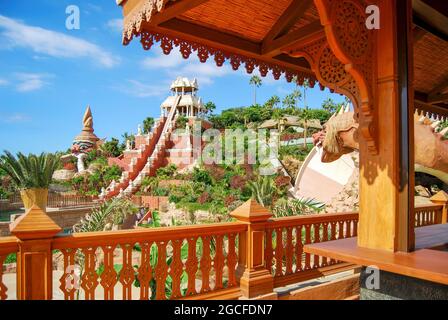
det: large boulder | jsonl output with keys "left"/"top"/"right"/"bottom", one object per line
{"left": 52, "top": 169, "right": 76, "bottom": 182}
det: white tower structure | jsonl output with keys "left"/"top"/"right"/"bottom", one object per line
{"left": 161, "top": 77, "right": 205, "bottom": 117}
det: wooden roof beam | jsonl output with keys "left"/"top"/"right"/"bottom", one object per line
{"left": 428, "top": 93, "right": 448, "bottom": 105}
{"left": 149, "top": 0, "right": 210, "bottom": 26}
{"left": 413, "top": 25, "right": 427, "bottom": 43}
{"left": 413, "top": 0, "right": 448, "bottom": 41}
{"left": 262, "top": 0, "right": 313, "bottom": 46}
{"left": 429, "top": 77, "right": 448, "bottom": 97}
{"left": 262, "top": 21, "right": 324, "bottom": 58}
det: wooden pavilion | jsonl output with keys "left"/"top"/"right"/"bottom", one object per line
{"left": 117, "top": 0, "right": 448, "bottom": 299}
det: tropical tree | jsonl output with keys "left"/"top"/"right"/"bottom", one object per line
{"left": 265, "top": 95, "right": 281, "bottom": 110}
{"left": 301, "top": 107, "right": 312, "bottom": 148}
{"left": 322, "top": 98, "right": 343, "bottom": 114}
{"left": 100, "top": 138, "right": 123, "bottom": 157}
{"left": 143, "top": 117, "right": 155, "bottom": 134}
{"left": 0, "top": 151, "right": 59, "bottom": 190}
{"left": 249, "top": 75, "right": 262, "bottom": 105}
{"left": 203, "top": 101, "right": 216, "bottom": 116}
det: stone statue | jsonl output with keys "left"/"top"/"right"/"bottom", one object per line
{"left": 313, "top": 108, "right": 448, "bottom": 183}
{"left": 138, "top": 124, "right": 142, "bottom": 136}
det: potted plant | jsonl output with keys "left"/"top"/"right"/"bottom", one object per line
{"left": 0, "top": 151, "right": 59, "bottom": 211}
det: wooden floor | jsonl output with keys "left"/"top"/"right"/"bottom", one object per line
{"left": 304, "top": 224, "right": 448, "bottom": 285}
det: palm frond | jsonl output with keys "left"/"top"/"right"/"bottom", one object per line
{"left": 0, "top": 151, "right": 59, "bottom": 189}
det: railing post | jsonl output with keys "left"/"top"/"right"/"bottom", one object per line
{"left": 9, "top": 205, "right": 62, "bottom": 300}
{"left": 230, "top": 199, "right": 276, "bottom": 300}
{"left": 430, "top": 191, "right": 448, "bottom": 224}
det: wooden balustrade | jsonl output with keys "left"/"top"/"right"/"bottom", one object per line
{"left": 3, "top": 196, "right": 447, "bottom": 300}
{"left": 0, "top": 237, "right": 19, "bottom": 300}
{"left": 414, "top": 204, "right": 444, "bottom": 227}
{"left": 51, "top": 222, "right": 245, "bottom": 300}
{"left": 265, "top": 212, "right": 359, "bottom": 288}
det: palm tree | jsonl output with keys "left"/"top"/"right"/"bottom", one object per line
{"left": 143, "top": 117, "right": 155, "bottom": 134}
{"left": 249, "top": 75, "right": 262, "bottom": 105}
{"left": 0, "top": 151, "right": 59, "bottom": 190}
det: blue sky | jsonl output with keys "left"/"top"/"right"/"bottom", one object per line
{"left": 0, "top": 0, "right": 345, "bottom": 154}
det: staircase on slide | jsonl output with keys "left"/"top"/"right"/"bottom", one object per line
{"left": 101, "top": 96, "right": 181, "bottom": 200}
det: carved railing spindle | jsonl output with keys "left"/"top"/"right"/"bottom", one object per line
{"left": 214, "top": 235, "right": 224, "bottom": 290}
{"left": 227, "top": 233, "right": 238, "bottom": 287}
{"left": 295, "top": 225, "right": 303, "bottom": 273}
{"left": 200, "top": 236, "right": 212, "bottom": 293}
{"left": 0, "top": 255, "right": 7, "bottom": 300}
{"left": 81, "top": 247, "right": 99, "bottom": 300}
{"left": 138, "top": 242, "right": 153, "bottom": 300}
{"left": 101, "top": 245, "right": 117, "bottom": 300}
{"left": 285, "top": 227, "right": 293, "bottom": 275}
{"left": 265, "top": 228, "right": 273, "bottom": 273}
{"left": 274, "top": 228, "right": 283, "bottom": 277}
{"left": 304, "top": 224, "right": 311, "bottom": 270}
{"left": 155, "top": 242, "right": 168, "bottom": 300}
{"left": 170, "top": 239, "right": 183, "bottom": 299}
{"left": 119, "top": 244, "right": 134, "bottom": 300}
{"left": 185, "top": 237, "right": 198, "bottom": 296}
{"left": 59, "top": 248, "right": 77, "bottom": 300}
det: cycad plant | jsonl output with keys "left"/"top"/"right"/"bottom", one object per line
{"left": 0, "top": 151, "right": 59, "bottom": 209}
{"left": 73, "top": 198, "right": 138, "bottom": 233}
{"left": 247, "top": 175, "right": 276, "bottom": 207}
{"left": 0, "top": 151, "right": 59, "bottom": 189}
{"left": 272, "top": 197, "right": 325, "bottom": 218}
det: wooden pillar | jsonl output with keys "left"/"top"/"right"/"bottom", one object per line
{"left": 9, "top": 205, "right": 62, "bottom": 300}
{"left": 358, "top": 0, "right": 414, "bottom": 252}
{"left": 430, "top": 191, "right": 448, "bottom": 224}
{"left": 230, "top": 200, "right": 276, "bottom": 299}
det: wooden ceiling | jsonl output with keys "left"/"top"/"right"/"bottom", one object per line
{"left": 121, "top": 0, "right": 448, "bottom": 108}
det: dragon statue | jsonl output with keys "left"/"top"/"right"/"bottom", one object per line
{"left": 313, "top": 107, "right": 448, "bottom": 184}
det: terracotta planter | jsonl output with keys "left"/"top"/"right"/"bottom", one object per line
{"left": 20, "top": 188, "right": 48, "bottom": 211}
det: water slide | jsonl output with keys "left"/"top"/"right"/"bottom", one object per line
{"left": 102, "top": 96, "right": 181, "bottom": 199}
{"left": 292, "top": 147, "right": 357, "bottom": 203}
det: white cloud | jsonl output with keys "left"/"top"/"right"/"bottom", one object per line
{"left": 120, "top": 79, "right": 168, "bottom": 98}
{"left": 106, "top": 18, "right": 123, "bottom": 34}
{"left": 142, "top": 48, "right": 232, "bottom": 86}
{"left": 142, "top": 52, "right": 185, "bottom": 69}
{"left": 3, "top": 113, "right": 31, "bottom": 123}
{"left": 15, "top": 73, "right": 53, "bottom": 92}
{"left": 0, "top": 78, "right": 8, "bottom": 86}
{"left": 0, "top": 15, "right": 119, "bottom": 68}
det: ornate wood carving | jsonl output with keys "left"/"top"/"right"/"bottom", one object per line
{"left": 133, "top": 31, "right": 317, "bottom": 85}
{"left": 286, "top": 0, "right": 378, "bottom": 154}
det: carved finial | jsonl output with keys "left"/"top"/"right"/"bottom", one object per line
{"left": 82, "top": 105, "right": 94, "bottom": 132}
